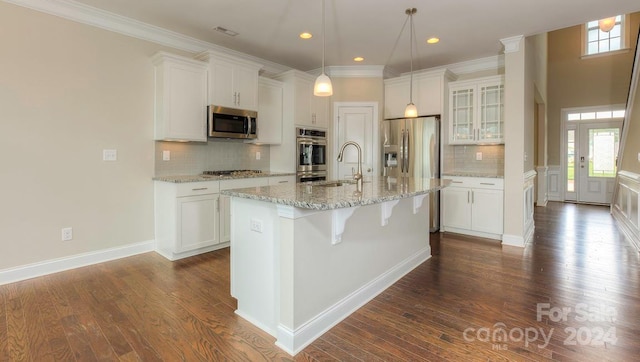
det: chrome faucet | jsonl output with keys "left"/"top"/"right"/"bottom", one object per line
{"left": 337, "top": 141, "right": 363, "bottom": 191}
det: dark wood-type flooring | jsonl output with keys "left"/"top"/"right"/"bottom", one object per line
{"left": 1, "top": 202, "right": 639, "bottom": 361}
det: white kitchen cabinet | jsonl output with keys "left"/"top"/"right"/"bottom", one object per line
{"left": 448, "top": 75, "right": 504, "bottom": 144}
{"left": 275, "top": 70, "right": 328, "bottom": 129}
{"left": 442, "top": 176, "right": 503, "bottom": 239}
{"left": 155, "top": 181, "right": 222, "bottom": 260}
{"left": 384, "top": 69, "right": 454, "bottom": 119}
{"left": 268, "top": 175, "right": 296, "bottom": 185}
{"left": 254, "top": 77, "right": 284, "bottom": 144}
{"left": 219, "top": 177, "right": 270, "bottom": 243}
{"left": 151, "top": 52, "right": 208, "bottom": 142}
{"left": 196, "top": 51, "right": 262, "bottom": 111}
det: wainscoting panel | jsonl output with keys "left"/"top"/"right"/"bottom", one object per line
{"left": 536, "top": 166, "right": 548, "bottom": 206}
{"left": 548, "top": 165, "right": 561, "bottom": 201}
{"left": 613, "top": 171, "right": 640, "bottom": 251}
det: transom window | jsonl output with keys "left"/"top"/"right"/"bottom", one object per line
{"left": 585, "top": 16, "right": 623, "bottom": 55}
{"left": 567, "top": 109, "right": 625, "bottom": 121}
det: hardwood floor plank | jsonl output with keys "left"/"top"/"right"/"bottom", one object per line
{"left": 6, "top": 292, "right": 30, "bottom": 361}
{"left": 0, "top": 285, "right": 10, "bottom": 361}
{"left": 18, "top": 280, "right": 54, "bottom": 361}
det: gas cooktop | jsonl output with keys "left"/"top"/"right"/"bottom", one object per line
{"left": 202, "top": 170, "right": 263, "bottom": 176}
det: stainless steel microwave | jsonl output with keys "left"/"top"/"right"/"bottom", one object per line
{"left": 208, "top": 105, "right": 257, "bottom": 139}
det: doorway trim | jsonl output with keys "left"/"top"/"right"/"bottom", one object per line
{"left": 560, "top": 104, "right": 625, "bottom": 202}
{"left": 332, "top": 102, "right": 380, "bottom": 179}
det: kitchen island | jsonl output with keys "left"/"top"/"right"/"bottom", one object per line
{"left": 222, "top": 177, "right": 450, "bottom": 355}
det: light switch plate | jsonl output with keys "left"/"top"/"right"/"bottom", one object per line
{"left": 476, "top": 152, "right": 483, "bottom": 161}
{"left": 637, "top": 152, "right": 640, "bottom": 162}
{"left": 103, "top": 149, "right": 117, "bottom": 161}
{"left": 256, "top": 151, "right": 261, "bottom": 160}
{"left": 162, "top": 150, "right": 171, "bottom": 161}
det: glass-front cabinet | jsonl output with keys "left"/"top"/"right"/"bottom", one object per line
{"left": 448, "top": 75, "right": 504, "bottom": 144}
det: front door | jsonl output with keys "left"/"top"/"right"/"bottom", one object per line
{"left": 565, "top": 120, "right": 622, "bottom": 204}
{"left": 575, "top": 121, "right": 621, "bottom": 204}
{"left": 334, "top": 104, "right": 377, "bottom": 179}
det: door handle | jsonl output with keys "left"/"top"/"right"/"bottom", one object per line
{"left": 400, "top": 129, "right": 405, "bottom": 173}
{"left": 405, "top": 130, "right": 410, "bottom": 173}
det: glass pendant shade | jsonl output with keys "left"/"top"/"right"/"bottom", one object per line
{"left": 404, "top": 103, "right": 418, "bottom": 118}
{"left": 314, "top": 73, "right": 333, "bottom": 96}
{"left": 598, "top": 17, "right": 616, "bottom": 32}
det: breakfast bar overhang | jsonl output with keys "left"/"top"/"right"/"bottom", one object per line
{"left": 222, "top": 177, "right": 450, "bottom": 355}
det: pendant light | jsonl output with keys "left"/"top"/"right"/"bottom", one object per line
{"left": 404, "top": 8, "right": 418, "bottom": 118}
{"left": 314, "top": 0, "right": 333, "bottom": 96}
{"left": 598, "top": 16, "right": 617, "bottom": 32}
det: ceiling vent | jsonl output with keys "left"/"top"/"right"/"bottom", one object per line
{"left": 213, "top": 26, "right": 239, "bottom": 37}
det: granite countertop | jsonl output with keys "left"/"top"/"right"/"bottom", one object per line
{"left": 221, "top": 177, "right": 451, "bottom": 210}
{"left": 442, "top": 172, "right": 504, "bottom": 179}
{"left": 153, "top": 171, "right": 296, "bottom": 183}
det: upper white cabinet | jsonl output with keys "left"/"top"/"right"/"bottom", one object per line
{"left": 255, "top": 77, "right": 284, "bottom": 144}
{"left": 196, "top": 51, "right": 262, "bottom": 111}
{"left": 448, "top": 75, "right": 504, "bottom": 144}
{"left": 275, "top": 70, "right": 328, "bottom": 129}
{"left": 151, "top": 52, "right": 208, "bottom": 142}
{"left": 384, "top": 69, "right": 454, "bottom": 119}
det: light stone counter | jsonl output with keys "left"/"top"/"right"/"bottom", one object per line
{"left": 221, "top": 177, "right": 450, "bottom": 210}
{"left": 153, "top": 171, "right": 295, "bottom": 183}
{"left": 442, "top": 172, "right": 504, "bottom": 178}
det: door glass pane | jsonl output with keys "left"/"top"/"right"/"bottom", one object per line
{"left": 567, "top": 129, "right": 575, "bottom": 192}
{"left": 589, "top": 128, "right": 619, "bottom": 177}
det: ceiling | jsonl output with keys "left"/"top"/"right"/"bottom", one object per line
{"left": 70, "top": 0, "right": 640, "bottom": 74}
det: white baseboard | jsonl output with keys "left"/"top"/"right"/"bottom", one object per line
{"left": 275, "top": 247, "right": 432, "bottom": 356}
{"left": 502, "top": 234, "right": 525, "bottom": 247}
{"left": 0, "top": 240, "right": 155, "bottom": 285}
{"left": 155, "top": 241, "right": 230, "bottom": 261}
{"left": 441, "top": 227, "right": 502, "bottom": 240}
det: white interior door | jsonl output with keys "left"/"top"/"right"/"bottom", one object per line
{"left": 334, "top": 104, "right": 377, "bottom": 180}
{"left": 576, "top": 121, "right": 621, "bottom": 204}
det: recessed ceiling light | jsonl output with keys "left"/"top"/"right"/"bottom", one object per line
{"left": 300, "top": 32, "right": 313, "bottom": 39}
{"left": 353, "top": 57, "right": 364, "bottom": 62}
{"left": 427, "top": 37, "right": 440, "bottom": 44}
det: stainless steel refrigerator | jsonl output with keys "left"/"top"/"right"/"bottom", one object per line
{"left": 381, "top": 116, "right": 440, "bottom": 232}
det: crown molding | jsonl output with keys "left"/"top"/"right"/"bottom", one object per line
{"left": 419, "top": 55, "right": 504, "bottom": 76}
{"left": 500, "top": 35, "right": 524, "bottom": 53}
{"left": 3, "top": 0, "right": 291, "bottom": 76}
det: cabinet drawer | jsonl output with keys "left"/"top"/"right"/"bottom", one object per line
{"left": 220, "top": 177, "right": 269, "bottom": 191}
{"left": 445, "top": 176, "right": 503, "bottom": 190}
{"left": 269, "top": 176, "right": 296, "bottom": 186}
{"left": 176, "top": 181, "right": 220, "bottom": 197}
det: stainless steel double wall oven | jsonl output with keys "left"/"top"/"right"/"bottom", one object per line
{"left": 296, "top": 128, "right": 327, "bottom": 182}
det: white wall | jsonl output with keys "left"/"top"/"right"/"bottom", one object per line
{"left": 0, "top": 3, "right": 189, "bottom": 270}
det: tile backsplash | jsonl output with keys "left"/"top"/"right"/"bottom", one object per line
{"left": 155, "top": 140, "right": 270, "bottom": 176}
{"left": 443, "top": 144, "right": 504, "bottom": 176}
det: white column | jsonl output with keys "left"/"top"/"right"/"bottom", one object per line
{"left": 500, "top": 35, "right": 527, "bottom": 247}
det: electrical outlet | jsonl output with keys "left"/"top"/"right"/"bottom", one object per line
{"left": 61, "top": 227, "right": 73, "bottom": 241}
{"left": 162, "top": 150, "right": 171, "bottom": 161}
{"left": 637, "top": 152, "right": 640, "bottom": 162}
{"left": 256, "top": 151, "right": 261, "bottom": 160}
{"left": 476, "top": 152, "right": 483, "bottom": 161}
{"left": 103, "top": 149, "right": 117, "bottom": 161}
{"left": 250, "top": 218, "right": 263, "bottom": 233}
